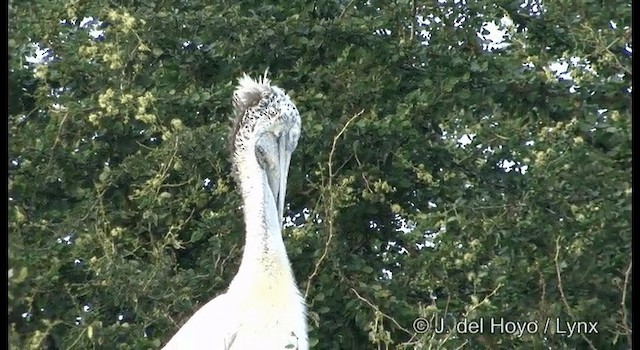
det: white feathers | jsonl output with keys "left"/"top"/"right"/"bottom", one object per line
{"left": 162, "top": 294, "right": 237, "bottom": 349}
{"left": 233, "top": 70, "right": 272, "bottom": 119}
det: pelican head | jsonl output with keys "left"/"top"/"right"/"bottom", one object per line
{"left": 230, "top": 71, "right": 301, "bottom": 222}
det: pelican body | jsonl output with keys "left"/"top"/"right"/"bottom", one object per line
{"left": 163, "top": 72, "right": 307, "bottom": 349}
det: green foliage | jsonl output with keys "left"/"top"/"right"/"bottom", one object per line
{"left": 9, "top": 0, "right": 631, "bottom": 349}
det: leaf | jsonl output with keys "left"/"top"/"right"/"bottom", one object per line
{"left": 470, "top": 61, "right": 482, "bottom": 72}
{"left": 190, "top": 230, "right": 205, "bottom": 243}
{"left": 309, "top": 337, "right": 319, "bottom": 347}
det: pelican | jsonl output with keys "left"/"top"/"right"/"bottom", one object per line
{"left": 163, "top": 72, "right": 307, "bottom": 349}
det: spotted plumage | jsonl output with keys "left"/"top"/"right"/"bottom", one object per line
{"left": 230, "top": 73, "right": 300, "bottom": 169}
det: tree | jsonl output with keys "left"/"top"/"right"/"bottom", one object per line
{"left": 9, "top": 0, "right": 631, "bottom": 349}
